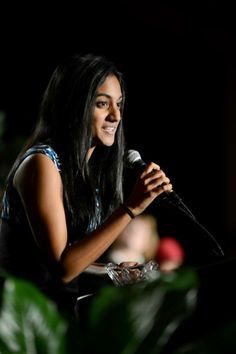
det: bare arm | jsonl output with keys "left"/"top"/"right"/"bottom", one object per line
{"left": 14, "top": 153, "right": 172, "bottom": 283}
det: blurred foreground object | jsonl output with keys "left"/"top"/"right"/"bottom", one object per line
{"left": 107, "top": 213, "right": 160, "bottom": 264}
{"left": 85, "top": 266, "right": 198, "bottom": 354}
{"left": 156, "top": 236, "right": 185, "bottom": 272}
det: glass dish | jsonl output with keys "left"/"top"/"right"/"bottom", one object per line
{"left": 105, "top": 260, "right": 159, "bottom": 286}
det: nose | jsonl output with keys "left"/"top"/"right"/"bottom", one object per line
{"left": 107, "top": 103, "right": 121, "bottom": 122}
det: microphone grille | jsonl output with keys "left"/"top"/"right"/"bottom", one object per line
{"left": 124, "top": 149, "right": 142, "bottom": 165}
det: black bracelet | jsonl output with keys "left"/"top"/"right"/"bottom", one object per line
{"left": 120, "top": 203, "right": 135, "bottom": 219}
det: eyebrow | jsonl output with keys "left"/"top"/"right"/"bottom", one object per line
{"left": 96, "top": 93, "right": 123, "bottom": 100}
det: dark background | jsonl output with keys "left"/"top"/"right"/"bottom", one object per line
{"left": 0, "top": 1, "right": 236, "bottom": 266}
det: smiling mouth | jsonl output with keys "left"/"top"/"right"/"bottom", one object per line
{"left": 102, "top": 127, "right": 116, "bottom": 134}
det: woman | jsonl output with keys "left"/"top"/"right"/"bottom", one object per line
{"left": 0, "top": 53, "right": 172, "bottom": 314}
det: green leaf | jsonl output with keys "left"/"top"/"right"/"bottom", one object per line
{"left": 0, "top": 276, "right": 67, "bottom": 354}
{"left": 83, "top": 267, "right": 198, "bottom": 354}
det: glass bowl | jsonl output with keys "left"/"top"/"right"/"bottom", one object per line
{"left": 105, "top": 260, "right": 159, "bottom": 286}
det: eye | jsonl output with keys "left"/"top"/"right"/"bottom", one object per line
{"left": 117, "top": 101, "right": 123, "bottom": 110}
{"left": 96, "top": 100, "right": 109, "bottom": 108}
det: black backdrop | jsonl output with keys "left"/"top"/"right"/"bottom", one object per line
{"left": 0, "top": 1, "right": 235, "bottom": 266}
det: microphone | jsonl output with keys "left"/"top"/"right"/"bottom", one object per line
{"left": 124, "top": 149, "right": 224, "bottom": 257}
{"left": 124, "top": 149, "right": 190, "bottom": 213}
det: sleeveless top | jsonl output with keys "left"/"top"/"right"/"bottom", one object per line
{"left": 1, "top": 144, "right": 61, "bottom": 221}
{"left": 0, "top": 144, "right": 78, "bottom": 308}
{"left": 0, "top": 143, "right": 112, "bottom": 312}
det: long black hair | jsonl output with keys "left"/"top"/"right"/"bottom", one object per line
{"left": 11, "top": 54, "right": 126, "bottom": 240}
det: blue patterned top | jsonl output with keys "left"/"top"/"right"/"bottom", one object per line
{"left": 0, "top": 143, "right": 65, "bottom": 291}
{"left": 0, "top": 143, "right": 107, "bottom": 301}
{"left": 1, "top": 144, "right": 61, "bottom": 220}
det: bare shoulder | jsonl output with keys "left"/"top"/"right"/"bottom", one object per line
{"left": 13, "top": 153, "right": 62, "bottom": 192}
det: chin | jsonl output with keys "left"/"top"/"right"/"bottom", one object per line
{"left": 100, "top": 138, "right": 115, "bottom": 147}
{"left": 104, "top": 141, "right": 115, "bottom": 147}
{"left": 94, "top": 134, "right": 116, "bottom": 147}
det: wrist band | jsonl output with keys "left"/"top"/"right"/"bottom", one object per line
{"left": 120, "top": 203, "right": 135, "bottom": 219}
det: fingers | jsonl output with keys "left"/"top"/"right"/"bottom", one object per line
{"left": 125, "top": 161, "right": 173, "bottom": 215}
{"left": 141, "top": 163, "right": 171, "bottom": 191}
{"left": 159, "top": 181, "right": 173, "bottom": 193}
{"left": 140, "top": 163, "right": 173, "bottom": 200}
{"left": 140, "top": 162, "right": 160, "bottom": 177}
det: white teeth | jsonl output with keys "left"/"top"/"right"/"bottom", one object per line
{"left": 104, "top": 127, "right": 115, "bottom": 132}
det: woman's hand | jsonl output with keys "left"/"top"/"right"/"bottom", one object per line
{"left": 125, "top": 162, "right": 172, "bottom": 217}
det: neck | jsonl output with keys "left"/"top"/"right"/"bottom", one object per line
{"left": 86, "top": 146, "right": 96, "bottom": 161}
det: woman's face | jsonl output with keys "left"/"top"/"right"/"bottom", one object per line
{"left": 91, "top": 74, "right": 122, "bottom": 147}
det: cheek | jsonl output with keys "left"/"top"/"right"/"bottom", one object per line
{"left": 92, "top": 111, "right": 104, "bottom": 130}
